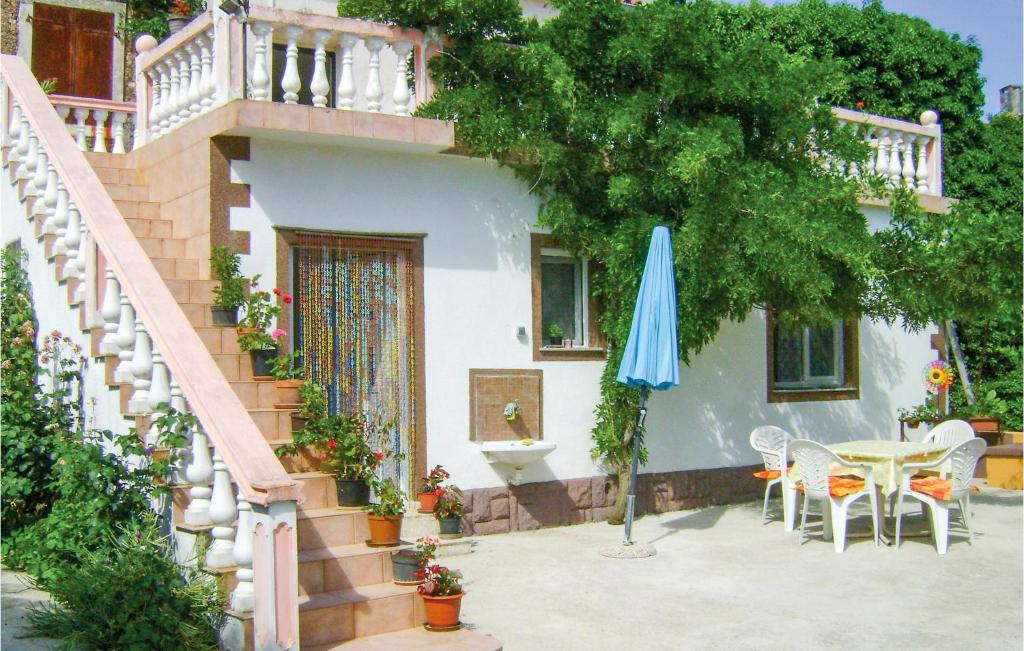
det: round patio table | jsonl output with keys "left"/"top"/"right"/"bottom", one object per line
{"left": 826, "top": 440, "right": 951, "bottom": 497}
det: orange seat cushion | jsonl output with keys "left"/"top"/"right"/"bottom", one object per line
{"left": 795, "top": 476, "right": 866, "bottom": 497}
{"left": 909, "top": 477, "right": 981, "bottom": 501}
{"left": 753, "top": 466, "right": 793, "bottom": 480}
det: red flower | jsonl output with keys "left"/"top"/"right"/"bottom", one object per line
{"left": 273, "top": 288, "right": 281, "bottom": 295}
{"left": 283, "top": 295, "right": 293, "bottom": 304}
{"left": 855, "top": 101, "right": 865, "bottom": 109}
{"left": 327, "top": 440, "right": 336, "bottom": 448}
{"left": 373, "top": 452, "right": 385, "bottom": 461}
{"left": 434, "top": 487, "right": 443, "bottom": 497}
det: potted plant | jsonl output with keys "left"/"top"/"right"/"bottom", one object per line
{"left": 237, "top": 278, "right": 288, "bottom": 378}
{"left": 897, "top": 396, "right": 944, "bottom": 429}
{"left": 209, "top": 245, "right": 245, "bottom": 326}
{"left": 270, "top": 348, "right": 303, "bottom": 409}
{"left": 392, "top": 535, "right": 439, "bottom": 585}
{"left": 418, "top": 464, "right": 448, "bottom": 513}
{"left": 956, "top": 389, "right": 1008, "bottom": 445}
{"left": 365, "top": 477, "right": 405, "bottom": 546}
{"left": 434, "top": 485, "right": 464, "bottom": 538}
{"left": 417, "top": 564, "right": 464, "bottom": 630}
{"left": 547, "top": 323, "right": 564, "bottom": 347}
{"left": 292, "top": 379, "right": 326, "bottom": 432}
{"left": 166, "top": 0, "right": 197, "bottom": 34}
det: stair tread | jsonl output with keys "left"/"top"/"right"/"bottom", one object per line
{"left": 304, "top": 627, "right": 502, "bottom": 651}
{"left": 300, "top": 582, "right": 418, "bottom": 610}
{"left": 298, "top": 506, "right": 365, "bottom": 521}
{"left": 299, "top": 541, "right": 411, "bottom": 564}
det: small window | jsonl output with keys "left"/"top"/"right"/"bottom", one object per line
{"left": 767, "top": 313, "right": 859, "bottom": 402}
{"left": 531, "top": 234, "right": 604, "bottom": 361}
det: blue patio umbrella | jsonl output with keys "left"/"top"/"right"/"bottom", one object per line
{"left": 616, "top": 225, "right": 679, "bottom": 545}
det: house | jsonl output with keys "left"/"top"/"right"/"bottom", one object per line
{"left": 1, "top": 1, "right": 952, "bottom": 649}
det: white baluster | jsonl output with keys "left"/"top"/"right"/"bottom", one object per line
{"left": 874, "top": 128, "right": 889, "bottom": 181}
{"left": 230, "top": 491, "right": 255, "bottom": 612}
{"left": 847, "top": 123, "right": 860, "bottom": 179}
{"left": 129, "top": 320, "right": 153, "bottom": 413}
{"left": 281, "top": 26, "right": 303, "bottom": 105}
{"left": 364, "top": 37, "right": 385, "bottom": 113}
{"left": 168, "top": 380, "right": 191, "bottom": 484}
{"left": 147, "top": 70, "right": 162, "bottom": 138}
{"left": 0, "top": 91, "right": 10, "bottom": 152}
{"left": 99, "top": 269, "right": 122, "bottom": 354}
{"left": 31, "top": 153, "right": 51, "bottom": 217}
{"left": 91, "top": 110, "right": 109, "bottom": 153}
{"left": 7, "top": 103, "right": 23, "bottom": 165}
{"left": 177, "top": 51, "right": 192, "bottom": 123}
{"left": 114, "top": 294, "right": 136, "bottom": 383}
{"left": 41, "top": 162, "right": 58, "bottom": 223}
{"left": 901, "top": 134, "right": 916, "bottom": 189}
{"left": 72, "top": 109, "right": 89, "bottom": 151}
{"left": 250, "top": 22, "right": 272, "bottom": 101}
{"left": 147, "top": 346, "right": 171, "bottom": 419}
{"left": 111, "top": 112, "right": 128, "bottom": 154}
{"left": 187, "top": 41, "right": 203, "bottom": 116}
{"left": 206, "top": 450, "right": 237, "bottom": 569}
{"left": 336, "top": 33, "right": 359, "bottom": 110}
{"left": 62, "top": 201, "right": 81, "bottom": 279}
{"left": 53, "top": 196, "right": 71, "bottom": 254}
{"left": 159, "top": 63, "right": 173, "bottom": 134}
{"left": 309, "top": 30, "right": 331, "bottom": 108}
{"left": 199, "top": 32, "right": 215, "bottom": 111}
{"left": 17, "top": 126, "right": 36, "bottom": 185}
{"left": 73, "top": 220, "right": 88, "bottom": 304}
{"left": 184, "top": 423, "right": 213, "bottom": 526}
{"left": 55, "top": 106, "right": 70, "bottom": 139}
{"left": 391, "top": 40, "right": 413, "bottom": 116}
{"left": 886, "top": 131, "right": 902, "bottom": 186}
{"left": 168, "top": 60, "right": 181, "bottom": 129}
{"left": 915, "top": 136, "right": 930, "bottom": 193}
{"left": 46, "top": 180, "right": 67, "bottom": 236}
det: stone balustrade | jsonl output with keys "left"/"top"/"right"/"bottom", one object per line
{"left": 832, "top": 107, "right": 944, "bottom": 197}
{"left": 133, "top": 8, "right": 438, "bottom": 146}
{"left": 49, "top": 95, "right": 135, "bottom": 154}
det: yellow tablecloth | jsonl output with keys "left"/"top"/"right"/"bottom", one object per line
{"left": 825, "top": 440, "right": 951, "bottom": 496}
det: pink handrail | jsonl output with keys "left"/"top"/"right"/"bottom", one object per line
{"left": 2, "top": 54, "right": 299, "bottom": 505}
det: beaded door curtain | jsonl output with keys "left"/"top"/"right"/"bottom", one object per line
{"left": 293, "top": 234, "right": 417, "bottom": 495}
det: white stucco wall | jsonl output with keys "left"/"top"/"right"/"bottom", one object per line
{"left": 2, "top": 170, "right": 129, "bottom": 443}
{"left": 230, "top": 138, "right": 937, "bottom": 491}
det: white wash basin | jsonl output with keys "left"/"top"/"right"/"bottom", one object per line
{"left": 480, "top": 441, "right": 556, "bottom": 485}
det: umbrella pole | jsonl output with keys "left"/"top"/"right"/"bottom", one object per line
{"left": 623, "top": 388, "right": 649, "bottom": 544}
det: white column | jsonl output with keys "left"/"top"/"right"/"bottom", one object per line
{"left": 901, "top": 134, "right": 916, "bottom": 189}
{"left": 364, "top": 37, "right": 385, "bottom": 113}
{"left": 29, "top": 147, "right": 48, "bottom": 210}
{"left": 54, "top": 106, "right": 70, "bottom": 139}
{"left": 17, "top": 127, "right": 36, "bottom": 185}
{"left": 231, "top": 492, "right": 255, "bottom": 612}
{"left": 250, "top": 22, "right": 273, "bottom": 101}
{"left": 391, "top": 40, "right": 413, "bottom": 116}
{"left": 91, "top": 110, "right": 109, "bottom": 153}
{"left": 61, "top": 202, "right": 81, "bottom": 279}
{"left": 158, "top": 63, "right": 173, "bottom": 134}
{"left": 281, "top": 26, "right": 303, "bottom": 105}
{"left": 874, "top": 128, "right": 889, "bottom": 181}
{"left": 114, "top": 294, "right": 136, "bottom": 383}
{"left": 177, "top": 51, "right": 192, "bottom": 124}
{"left": 206, "top": 450, "right": 237, "bottom": 569}
{"left": 199, "top": 32, "right": 215, "bottom": 112}
{"left": 111, "top": 112, "right": 128, "bottom": 154}
{"left": 915, "top": 136, "right": 931, "bottom": 193}
{"left": 886, "top": 131, "right": 902, "bottom": 186}
{"left": 128, "top": 319, "right": 153, "bottom": 413}
{"left": 99, "top": 268, "right": 122, "bottom": 354}
{"left": 53, "top": 197, "right": 71, "bottom": 254}
{"left": 184, "top": 424, "right": 213, "bottom": 526}
{"left": 336, "top": 33, "right": 359, "bottom": 110}
{"left": 73, "top": 220, "right": 88, "bottom": 304}
{"left": 69, "top": 109, "right": 88, "bottom": 151}
{"left": 187, "top": 41, "right": 203, "bottom": 117}
{"left": 147, "top": 346, "right": 171, "bottom": 419}
{"left": 38, "top": 161, "right": 58, "bottom": 222}
{"left": 309, "top": 30, "right": 331, "bottom": 109}
{"left": 168, "top": 380, "right": 191, "bottom": 484}
{"left": 7, "top": 103, "right": 23, "bottom": 165}
{"left": 167, "top": 60, "right": 181, "bottom": 129}
{"left": 46, "top": 180, "right": 67, "bottom": 236}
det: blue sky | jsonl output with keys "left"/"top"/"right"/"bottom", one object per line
{"left": 729, "top": 1, "right": 1023, "bottom": 116}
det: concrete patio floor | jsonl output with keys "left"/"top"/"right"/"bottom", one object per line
{"left": 449, "top": 485, "right": 1022, "bottom": 651}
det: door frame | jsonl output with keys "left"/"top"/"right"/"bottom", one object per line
{"left": 275, "top": 227, "right": 428, "bottom": 496}
{"left": 18, "top": 0, "right": 126, "bottom": 101}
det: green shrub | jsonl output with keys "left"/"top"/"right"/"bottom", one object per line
{"left": 28, "top": 514, "right": 224, "bottom": 651}
{"left": 210, "top": 245, "right": 246, "bottom": 309}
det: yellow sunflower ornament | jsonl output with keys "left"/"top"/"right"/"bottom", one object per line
{"left": 923, "top": 360, "right": 954, "bottom": 394}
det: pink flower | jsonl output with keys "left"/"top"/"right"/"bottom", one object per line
{"left": 271, "top": 328, "right": 287, "bottom": 341}
{"left": 283, "top": 295, "right": 293, "bottom": 304}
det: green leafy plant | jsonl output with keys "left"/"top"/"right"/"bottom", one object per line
{"left": 297, "top": 380, "right": 328, "bottom": 420}
{"left": 433, "top": 485, "right": 463, "bottom": 520}
{"left": 27, "top": 514, "right": 223, "bottom": 651}
{"left": 897, "top": 396, "right": 944, "bottom": 427}
{"left": 416, "top": 564, "right": 463, "bottom": 597}
{"left": 365, "top": 477, "right": 406, "bottom": 517}
{"left": 414, "top": 535, "right": 440, "bottom": 565}
{"left": 547, "top": 323, "right": 564, "bottom": 340}
{"left": 237, "top": 278, "right": 290, "bottom": 352}
{"left": 269, "top": 350, "right": 303, "bottom": 381}
{"left": 210, "top": 245, "right": 245, "bottom": 310}
{"left": 121, "top": 0, "right": 206, "bottom": 41}
{"left": 955, "top": 389, "right": 1010, "bottom": 422}
{"left": 419, "top": 464, "right": 449, "bottom": 495}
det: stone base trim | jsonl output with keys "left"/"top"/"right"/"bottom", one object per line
{"left": 461, "top": 465, "right": 763, "bottom": 536}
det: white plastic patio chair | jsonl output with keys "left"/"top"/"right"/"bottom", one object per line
{"left": 894, "top": 437, "right": 987, "bottom": 554}
{"left": 789, "top": 439, "right": 880, "bottom": 553}
{"left": 749, "top": 426, "right": 795, "bottom": 525}
{"left": 922, "top": 419, "right": 976, "bottom": 446}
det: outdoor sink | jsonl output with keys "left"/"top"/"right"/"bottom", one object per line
{"left": 480, "top": 441, "right": 557, "bottom": 485}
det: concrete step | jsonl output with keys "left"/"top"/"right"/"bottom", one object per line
{"left": 84, "top": 151, "right": 136, "bottom": 170}
{"left": 114, "top": 200, "right": 162, "bottom": 221}
{"left": 212, "top": 352, "right": 257, "bottom": 382}
{"left": 297, "top": 507, "right": 370, "bottom": 552}
{"left": 249, "top": 409, "right": 296, "bottom": 442}
{"left": 298, "top": 582, "right": 424, "bottom": 647}
{"left": 304, "top": 627, "right": 503, "bottom": 651}
{"left": 125, "top": 216, "right": 173, "bottom": 239}
{"left": 298, "top": 542, "right": 405, "bottom": 596}
{"left": 104, "top": 182, "right": 150, "bottom": 202}
{"left": 151, "top": 257, "right": 201, "bottom": 281}
{"left": 269, "top": 438, "right": 324, "bottom": 472}
{"left": 229, "top": 380, "right": 278, "bottom": 409}
{"left": 195, "top": 326, "right": 243, "bottom": 355}
{"left": 138, "top": 236, "right": 188, "bottom": 260}
{"left": 293, "top": 471, "right": 339, "bottom": 511}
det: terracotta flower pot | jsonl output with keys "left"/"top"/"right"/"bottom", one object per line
{"left": 274, "top": 379, "right": 302, "bottom": 409}
{"left": 421, "top": 591, "right": 464, "bottom": 629}
{"left": 367, "top": 514, "right": 403, "bottom": 546}
{"left": 418, "top": 492, "right": 439, "bottom": 513}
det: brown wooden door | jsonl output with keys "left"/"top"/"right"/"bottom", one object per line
{"left": 31, "top": 3, "right": 114, "bottom": 99}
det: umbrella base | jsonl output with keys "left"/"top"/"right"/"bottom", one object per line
{"left": 599, "top": 542, "right": 657, "bottom": 559}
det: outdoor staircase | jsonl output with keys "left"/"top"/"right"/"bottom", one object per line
{"left": 54, "top": 150, "right": 502, "bottom": 650}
